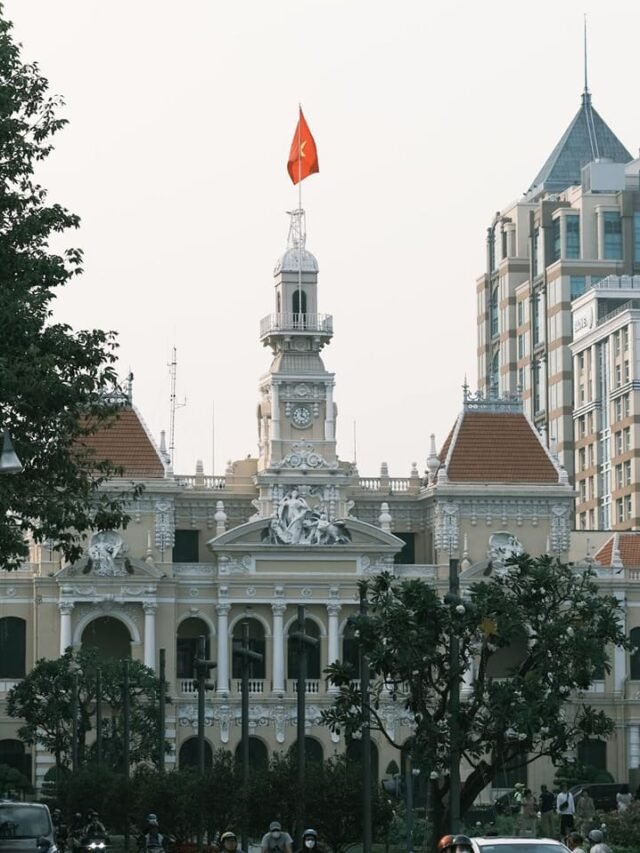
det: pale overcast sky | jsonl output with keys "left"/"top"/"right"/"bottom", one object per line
{"left": 5, "top": 0, "right": 640, "bottom": 477}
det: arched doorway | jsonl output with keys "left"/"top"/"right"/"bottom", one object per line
{"left": 177, "top": 617, "right": 211, "bottom": 679}
{"left": 234, "top": 736, "right": 268, "bottom": 770}
{"left": 179, "top": 736, "right": 213, "bottom": 769}
{"left": 232, "top": 620, "right": 266, "bottom": 679}
{"left": 81, "top": 617, "right": 131, "bottom": 660}
{"left": 346, "top": 738, "right": 379, "bottom": 779}
{"left": 289, "top": 736, "right": 323, "bottom": 765}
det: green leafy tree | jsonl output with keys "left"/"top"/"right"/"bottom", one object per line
{"left": 55, "top": 766, "right": 133, "bottom": 833}
{"left": 132, "top": 767, "right": 202, "bottom": 842}
{"left": 305, "top": 754, "right": 394, "bottom": 853}
{"left": 322, "top": 555, "right": 631, "bottom": 848}
{"left": 0, "top": 5, "right": 141, "bottom": 571}
{"left": 6, "top": 647, "right": 170, "bottom": 771}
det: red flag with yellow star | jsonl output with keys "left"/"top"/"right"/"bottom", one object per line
{"left": 287, "top": 109, "right": 319, "bottom": 185}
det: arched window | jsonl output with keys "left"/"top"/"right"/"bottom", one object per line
{"left": 179, "top": 736, "right": 212, "bottom": 769}
{"left": 342, "top": 622, "right": 360, "bottom": 679}
{"left": 81, "top": 617, "right": 131, "bottom": 660}
{"left": 577, "top": 739, "right": 607, "bottom": 773}
{"left": 287, "top": 620, "right": 320, "bottom": 680}
{"left": 292, "top": 289, "right": 307, "bottom": 315}
{"left": 346, "top": 739, "right": 378, "bottom": 780}
{"left": 177, "top": 617, "right": 211, "bottom": 679}
{"left": 232, "top": 619, "right": 266, "bottom": 679}
{"left": 0, "top": 739, "right": 31, "bottom": 781}
{"left": 490, "top": 350, "right": 500, "bottom": 393}
{"left": 630, "top": 627, "right": 640, "bottom": 680}
{"left": 0, "top": 617, "right": 26, "bottom": 678}
{"left": 234, "top": 736, "right": 268, "bottom": 770}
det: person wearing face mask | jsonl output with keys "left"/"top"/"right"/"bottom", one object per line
{"left": 260, "top": 822, "right": 292, "bottom": 853}
{"left": 293, "top": 829, "right": 323, "bottom": 853}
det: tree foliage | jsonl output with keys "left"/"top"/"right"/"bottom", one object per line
{"left": 322, "top": 555, "right": 631, "bottom": 841}
{"left": 6, "top": 647, "right": 170, "bottom": 770}
{"left": 0, "top": 6, "right": 140, "bottom": 570}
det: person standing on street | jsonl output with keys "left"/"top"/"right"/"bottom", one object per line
{"left": 538, "top": 784, "right": 555, "bottom": 837}
{"left": 260, "top": 822, "right": 293, "bottom": 853}
{"left": 556, "top": 782, "right": 576, "bottom": 836}
{"left": 575, "top": 790, "right": 595, "bottom": 836}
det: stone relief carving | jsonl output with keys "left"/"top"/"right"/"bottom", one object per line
{"left": 434, "top": 502, "right": 459, "bottom": 552}
{"left": 273, "top": 441, "right": 336, "bottom": 471}
{"left": 487, "top": 531, "right": 524, "bottom": 567}
{"left": 550, "top": 503, "right": 571, "bottom": 554}
{"left": 179, "top": 704, "right": 214, "bottom": 728}
{"left": 261, "top": 489, "right": 351, "bottom": 546}
{"left": 154, "top": 500, "right": 175, "bottom": 552}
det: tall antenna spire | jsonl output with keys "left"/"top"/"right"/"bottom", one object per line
{"left": 583, "top": 13, "right": 589, "bottom": 97}
{"left": 168, "top": 346, "right": 187, "bottom": 468}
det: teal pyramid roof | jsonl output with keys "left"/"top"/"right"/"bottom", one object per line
{"left": 527, "top": 92, "right": 631, "bottom": 196}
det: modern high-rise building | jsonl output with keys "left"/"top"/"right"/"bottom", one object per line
{"left": 476, "top": 83, "right": 637, "bottom": 488}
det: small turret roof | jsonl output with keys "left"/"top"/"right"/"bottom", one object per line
{"left": 595, "top": 533, "right": 640, "bottom": 568}
{"left": 438, "top": 406, "right": 559, "bottom": 484}
{"left": 526, "top": 93, "right": 631, "bottom": 197}
{"left": 80, "top": 407, "right": 166, "bottom": 479}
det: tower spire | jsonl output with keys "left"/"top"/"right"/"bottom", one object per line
{"left": 583, "top": 13, "right": 589, "bottom": 99}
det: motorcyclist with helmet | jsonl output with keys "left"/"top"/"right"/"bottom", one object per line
{"left": 293, "top": 829, "right": 324, "bottom": 853}
{"left": 139, "top": 818, "right": 167, "bottom": 852}
{"left": 220, "top": 832, "right": 244, "bottom": 853}
{"left": 69, "top": 813, "right": 85, "bottom": 851}
{"left": 437, "top": 836, "right": 473, "bottom": 853}
{"left": 52, "top": 809, "right": 68, "bottom": 853}
{"left": 586, "top": 829, "right": 612, "bottom": 853}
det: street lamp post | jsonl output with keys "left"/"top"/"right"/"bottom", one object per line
{"left": 447, "top": 555, "right": 461, "bottom": 834}
{"left": 359, "top": 587, "right": 373, "bottom": 853}
{"left": 289, "top": 606, "right": 319, "bottom": 846}
{"left": 96, "top": 667, "right": 102, "bottom": 767}
{"left": 71, "top": 671, "right": 79, "bottom": 772}
{"left": 233, "top": 621, "right": 263, "bottom": 853}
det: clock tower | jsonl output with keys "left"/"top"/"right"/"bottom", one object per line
{"left": 255, "top": 210, "right": 352, "bottom": 518}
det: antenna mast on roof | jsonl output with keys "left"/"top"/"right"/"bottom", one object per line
{"left": 168, "top": 347, "right": 186, "bottom": 466}
{"left": 583, "top": 13, "right": 589, "bottom": 96}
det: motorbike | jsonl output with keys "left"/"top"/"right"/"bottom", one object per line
{"left": 79, "top": 834, "right": 109, "bottom": 853}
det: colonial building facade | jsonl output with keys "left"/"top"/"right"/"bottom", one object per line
{"left": 2, "top": 208, "right": 639, "bottom": 799}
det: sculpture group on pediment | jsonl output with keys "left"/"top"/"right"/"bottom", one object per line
{"left": 262, "top": 489, "right": 351, "bottom": 546}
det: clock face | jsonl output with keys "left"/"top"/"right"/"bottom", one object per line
{"left": 291, "top": 405, "right": 312, "bottom": 427}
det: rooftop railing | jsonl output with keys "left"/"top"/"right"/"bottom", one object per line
{"left": 260, "top": 313, "right": 333, "bottom": 337}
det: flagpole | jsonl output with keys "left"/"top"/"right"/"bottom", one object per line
{"left": 297, "top": 104, "right": 303, "bottom": 329}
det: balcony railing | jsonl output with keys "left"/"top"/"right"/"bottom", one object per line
{"left": 289, "top": 679, "right": 321, "bottom": 694}
{"left": 357, "top": 477, "right": 413, "bottom": 492}
{"left": 0, "top": 679, "right": 20, "bottom": 694}
{"left": 175, "top": 475, "right": 227, "bottom": 489}
{"left": 234, "top": 679, "right": 265, "bottom": 695}
{"left": 260, "top": 313, "right": 333, "bottom": 337}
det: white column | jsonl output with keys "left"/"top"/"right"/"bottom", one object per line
{"left": 324, "top": 383, "right": 335, "bottom": 441}
{"left": 143, "top": 602, "right": 157, "bottom": 669}
{"left": 327, "top": 603, "right": 341, "bottom": 694}
{"left": 216, "top": 603, "right": 230, "bottom": 695}
{"left": 614, "top": 589, "right": 627, "bottom": 695}
{"left": 59, "top": 602, "right": 74, "bottom": 654}
{"left": 271, "top": 383, "right": 281, "bottom": 441}
{"left": 271, "top": 603, "right": 286, "bottom": 695}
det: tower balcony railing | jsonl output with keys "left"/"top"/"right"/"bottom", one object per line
{"left": 260, "top": 313, "right": 333, "bottom": 337}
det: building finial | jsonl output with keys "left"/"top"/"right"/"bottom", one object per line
{"left": 286, "top": 208, "right": 306, "bottom": 251}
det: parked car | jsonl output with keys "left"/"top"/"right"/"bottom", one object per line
{"left": 470, "top": 838, "right": 569, "bottom": 853}
{"left": 570, "top": 781, "right": 630, "bottom": 812}
{"left": 0, "top": 802, "right": 55, "bottom": 853}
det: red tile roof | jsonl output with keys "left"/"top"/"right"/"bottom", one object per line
{"left": 81, "top": 408, "right": 165, "bottom": 479}
{"left": 438, "top": 411, "right": 558, "bottom": 484}
{"left": 595, "top": 534, "right": 640, "bottom": 567}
